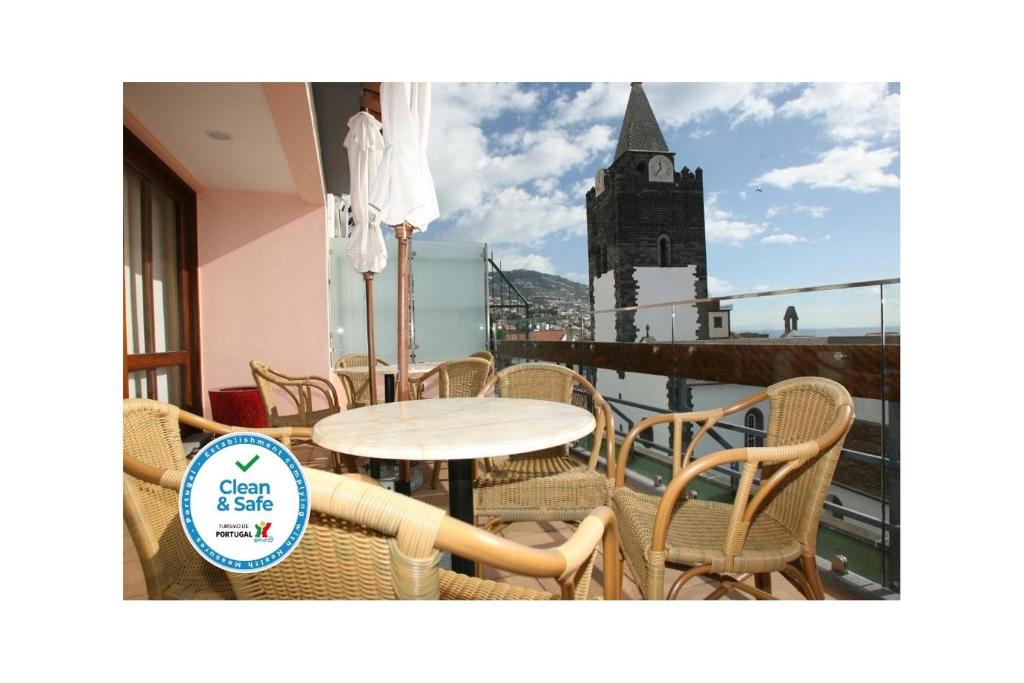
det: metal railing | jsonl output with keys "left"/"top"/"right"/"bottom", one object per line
{"left": 494, "top": 276, "right": 900, "bottom": 593}
{"left": 486, "top": 256, "right": 532, "bottom": 350}
{"left": 602, "top": 395, "right": 894, "bottom": 532}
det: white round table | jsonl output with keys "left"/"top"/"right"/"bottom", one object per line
{"left": 313, "top": 397, "right": 595, "bottom": 574}
{"left": 333, "top": 362, "right": 442, "bottom": 485}
{"left": 333, "top": 362, "right": 440, "bottom": 379}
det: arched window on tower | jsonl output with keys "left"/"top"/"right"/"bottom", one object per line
{"left": 658, "top": 234, "right": 671, "bottom": 267}
{"left": 744, "top": 408, "right": 765, "bottom": 447}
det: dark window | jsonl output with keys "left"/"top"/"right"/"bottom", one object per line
{"left": 124, "top": 127, "right": 201, "bottom": 413}
{"left": 713, "top": 317, "right": 723, "bottom": 329}
{"left": 658, "top": 235, "right": 670, "bottom": 266}
{"left": 744, "top": 408, "right": 765, "bottom": 447}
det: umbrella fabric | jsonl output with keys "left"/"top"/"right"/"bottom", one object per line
{"left": 369, "top": 82, "right": 440, "bottom": 231}
{"left": 343, "top": 111, "right": 387, "bottom": 273}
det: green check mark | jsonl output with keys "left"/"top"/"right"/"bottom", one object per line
{"left": 235, "top": 454, "right": 260, "bottom": 472}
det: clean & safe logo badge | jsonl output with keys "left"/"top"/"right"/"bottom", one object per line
{"left": 179, "top": 433, "right": 308, "bottom": 573}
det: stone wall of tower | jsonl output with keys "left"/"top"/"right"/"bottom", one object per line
{"left": 586, "top": 150, "right": 710, "bottom": 341}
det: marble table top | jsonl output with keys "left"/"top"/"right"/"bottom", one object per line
{"left": 333, "top": 362, "right": 439, "bottom": 378}
{"left": 312, "top": 397, "right": 595, "bottom": 461}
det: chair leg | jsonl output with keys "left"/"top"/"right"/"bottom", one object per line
{"left": 781, "top": 563, "right": 815, "bottom": 599}
{"left": 431, "top": 461, "right": 442, "bottom": 489}
{"left": 330, "top": 451, "right": 344, "bottom": 474}
{"left": 666, "top": 564, "right": 712, "bottom": 600}
{"left": 801, "top": 554, "right": 826, "bottom": 600}
{"left": 754, "top": 572, "right": 772, "bottom": 597}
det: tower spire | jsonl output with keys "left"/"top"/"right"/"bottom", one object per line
{"left": 614, "top": 82, "right": 669, "bottom": 161}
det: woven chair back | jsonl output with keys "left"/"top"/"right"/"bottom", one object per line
{"left": 438, "top": 357, "right": 492, "bottom": 398}
{"left": 494, "top": 362, "right": 576, "bottom": 403}
{"left": 469, "top": 350, "right": 494, "bottom": 368}
{"left": 250, "top": 360, "right": 284, "bottom": 422}
{"left": 335, "top": 354, "right": 390, "bottom": 409}
{"left": 250, "top": 361, "right": 339, "bottom": 428}
{"left": 759, "top": 377, "right": 853, "bottom": 549}
{"left": 123, "top": 399, "right": 235, "bottom": 599}
{"left": 490, "top": 363, "right": 613, "bottom": 473}
{"left": 227, "top": 469, "right": 447, "bottom": 600}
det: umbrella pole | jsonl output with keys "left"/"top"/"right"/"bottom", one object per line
{"left": 363, "top": 271, "right": 378, "bottom": 406}
{"left": 394, "top": 222, "right": 414, "bottom": 402}
{"left": 394, "top": 222, "right": 414, "bottom": 494}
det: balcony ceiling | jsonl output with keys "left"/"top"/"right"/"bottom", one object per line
{"left": 310, "top": 82, "right": 365, "bottom": 197}
{"left": 123, "top": 83, "right": 296, "bottom": 194}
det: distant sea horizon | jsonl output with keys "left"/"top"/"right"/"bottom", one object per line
{"left": 730, "top": 326, "right": 900, "bottom": 338}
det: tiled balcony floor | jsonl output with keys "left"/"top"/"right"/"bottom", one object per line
{"left": 124, "top": 447, "right": 845, "bottom": 600}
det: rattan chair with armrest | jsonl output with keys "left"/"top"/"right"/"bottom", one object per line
{"left": 123, "top": 397, "right": 314, "bottom": 599}
{"left": 469, "top": 350, "right": 494, "bottom": 371}
{"left": 408, "top": 357, "right": 493, "bottom": 488}
{"left": 334, "top": 353, "right": 391, "bottom": 410}
{"left": 472, "top": 362, "right": 617, "bottom": 535}
{"left": 123, "top": 400, "right": 621, "bottom": 601}
{"left": 250, "top": 360, "right": 354, "bottom": 473}
{"left": 612, "top": 376, "right": 854, "bottom": 600}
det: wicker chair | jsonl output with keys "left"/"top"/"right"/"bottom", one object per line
{"left": 250, "top": 360, "right": 353, "bottom": 473}
{"left": 469, "top": 350, "right": 494, "bottom": 371}
{"left": 612, "top": 377, "right": 854, "bottom": 600}
{"left": 123, "top": 397, "right": 313, "bottom": 599}
{"left": 473, "top": 362, "right": 617, "bottom": 535}
{"left": 124, "top": 400, "right": 621, "bottom": 601}
{"left": 334, "top": 353, "right": 391, "bottom": 410}
{"left": 408, "top": 357, "right": 493, "bottom": 488}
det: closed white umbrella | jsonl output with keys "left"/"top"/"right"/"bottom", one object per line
{"left": 369, "top": 83, "right": 439, "bottom": 404}
{"left": 343, "top": 110, "right": 386, "bottom": 405}
{"left": 369, "top": 82, "right": 440, "bottom": 231}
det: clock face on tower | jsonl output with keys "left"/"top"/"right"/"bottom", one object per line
{"left": 648, "top": 155, "right": 673, "bottom": 183}
{"left": 595, "top": 169, "right": 606, "bottom": 196}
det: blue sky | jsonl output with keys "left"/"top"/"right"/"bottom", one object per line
{"left": 421, "top": 82, "right": 899, "bottom": 304}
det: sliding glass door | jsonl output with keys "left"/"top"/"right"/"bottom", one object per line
{"left": 123, "top": 128, "right": 201, "bottom": 412}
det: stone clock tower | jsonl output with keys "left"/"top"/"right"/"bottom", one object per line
{"left": 586, "top": 82, "right": 710, "bottom": 343}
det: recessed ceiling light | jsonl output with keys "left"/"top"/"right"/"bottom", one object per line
{"left": 206, "top": 130, "right": 232, "bottom": 141}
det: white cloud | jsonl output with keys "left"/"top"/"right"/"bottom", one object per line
{"left": 562, "top": 271, "right": 588, "bottom": 284}
{"left": 794, "top": 204, "right": 830, "bottom": 218}
{"left": 707, "top": 275, "right": 733, "bottom": 294}
{"left": 447, "top": 186, "right": 586, "bottom": 246}
{"left": 739, "top": 190, "right": 748, "bottom": 200}
{"left": 569, "top": 177, "right": 593, "bottom": 196}
{"left": 532, "top": 177, "right": 558, "bottom": 194}
{"left": 645, "top": 82, "right": 792, "bottom": 128}
{"left": 428, "top": 83, "right": 614, "bottom": 248}
{"left": 766, "top": 205, "right": 783, "bottom": 218}
{"left": 554, "top": 82, "right": 630, "bottom": 124}
{"left": 490, "top": 249, "right": 555, "bottom": 273}
{"left": 483, "top": 124, "right": 614, "bottom": 186}
{"left": 689, "top": 127, "right": 713, "bottom": 139}
{"left": 761, "top": 233, "right": 806, "bottom": 245}
{"left": 704, "top": 193, "right": 766, "bottom": 246}
{"left": 429, "top": 83, "right": 539, "bottom": 217}
{"left": 555, "top": 82, "right": 794, "bottom": 130}
{"left": 780, "top": 83, "right": 899, "bottom": 142}
{"left": 754, "top": 142, "right": 900, "bottom": 193}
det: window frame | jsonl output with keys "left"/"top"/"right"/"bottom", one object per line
{"left": 123, "top": 127, "right": 202, "bottom": 413}
{"left": 658, "top": 234, "right": 670, "bottom": 266}
{"left": 744, "top": 407, "right": 765, "bottom": 448}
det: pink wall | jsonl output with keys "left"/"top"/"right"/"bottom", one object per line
{"left": 197, "top": 189, "right": 333, "bottom": 417}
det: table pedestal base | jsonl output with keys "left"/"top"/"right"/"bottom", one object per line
{"left": 383, "top": 374, "right": 413, "bottom": 495}
{"left": 448, "top": 459, "right": 475, "bottom": 576}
